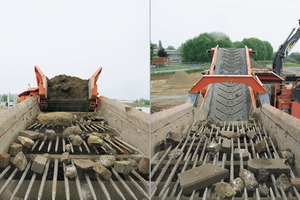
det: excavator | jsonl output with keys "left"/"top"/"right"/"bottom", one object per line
{"left": 271, "top": 19, "right": 300, "bottom": 116}
{"left": 187, "top": 19, "right": 300, "bottom": 119}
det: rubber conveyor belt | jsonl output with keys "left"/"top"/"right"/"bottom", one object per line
{"left": 208, "top": 48, "right": 252, "bottom": 121}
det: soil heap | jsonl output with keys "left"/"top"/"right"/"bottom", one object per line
{"left": 47, "top": 75, "right": 89, "bottom": 101}
{"left": 165, "top": 71, "right": 197, "bottom": 87}
{"left": 250, "top": 59, "right": 266, "bottom": 69}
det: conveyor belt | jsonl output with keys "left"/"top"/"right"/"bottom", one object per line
{"left": 208, "top": 48, "right": 251, "bottom": 121}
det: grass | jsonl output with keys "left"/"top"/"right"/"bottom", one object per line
{"left": 151, "top": 68, "right": 208, "bottom": 77}
{"left": 256, "top": 60, "right": 300, "bottom": 67}
{"left": 151, "top": 62, "right": 211, "bottom": 72}
{"left": 283, "top": 63, "right": 300, "bottom": 67}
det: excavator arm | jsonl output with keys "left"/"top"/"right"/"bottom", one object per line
{"left": 273, "top": 19, "right": 300, "bottom": 75}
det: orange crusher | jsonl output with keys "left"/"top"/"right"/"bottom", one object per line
{"left": 18, "top": 66, "right": 102, "bottom": 112}
{"left": 187, "top": 46, "right": 300, "bottom": 120}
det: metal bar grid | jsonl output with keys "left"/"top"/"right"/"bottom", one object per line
{"left": 150, "top": 120, "right": 300, "bottom": 199}
{"left": 0, "top": 156, "right": 149, "bottom": 199}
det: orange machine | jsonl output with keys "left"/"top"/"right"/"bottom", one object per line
{"left": 187, "top": 46, "right": 300, "bottom": 119}
{"left": 18, "top": 66, "right": 102, "bottom": 112}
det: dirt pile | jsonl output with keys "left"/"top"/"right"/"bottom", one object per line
{"left": 47, "top": 75, "right": 89, "bottom": 101}
{"left": 165, "top": 71, "right": 197, "bottom": 86}
{"left": 37, "top": 112, "right": 73, "bottom": 126}
{"left": 250, "top": 59, "right": 266, "bottom": 69}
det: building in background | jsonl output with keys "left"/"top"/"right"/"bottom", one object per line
{"left": 153, "top": 49, "right": 181, "bottom": 62}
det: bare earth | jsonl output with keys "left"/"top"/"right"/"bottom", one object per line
{"left": 150, "top": 60, "right": 270, "bottom": 113}
{"left": 0, "top": 107, "right": 8, "bottom": 113}
{"left": 151, "top": 71, "right": 203, "bottom": 113}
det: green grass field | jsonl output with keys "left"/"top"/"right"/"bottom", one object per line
{"left": 256, "top": 60, "right": 300, "bottom": 67}
{"left": 151, "top": 62, "right": 210, "bottom": 72}
{"left": 151, "top": 68, "right": 208, "bottom": 77}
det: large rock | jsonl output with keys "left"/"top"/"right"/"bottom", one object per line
{"left": 62, "top": 126, "right": 81, "bottom": 137}
{"left": 276, "top": 174, "right": 292, "bottom": 192}
{"left": 239, "top": 169, "right": 258, "bottom": 191}
{"left": 74, "top": 159, "right": 95, "bottom": 170}
{"left": 178, "top": 163, "right": 229, "bottom": 194}
{"left": 60, "top": 152, "right": 70, "bottom": 164}
{"left": 138, "top": 157, "right": 149, "bottom": 174}
{"left": 281, "top": 149, "right": 294, "bottom": 165}
{"left": 37, "top": 112, "right": 73, "bottom": 126}
{"left": 17, "top": 136, "right": 34, "bottom": 148}
{"left": 230, "top": 177, "right": 244, "bottom": 194}
{"left": 207, "top": 142, "right": 221, "bottom": 156}
{"left": 233, "top": 148, "right": 250, "bottom": 160}
{"left": 168, "top": 149, "right": 182, "bottom": 159}
{"left": 45, "top": 129, "right": 56, "bottom": 141}
{"left": 128, "top": 158, "right": 138, "bottom": 170}
{"left": 0, "top": 154, "right": 11, "bottom": 168}
{"left": 114, "top": 160, "right": 134, "bottom": 175}
{"left": 93, "top": 163, "right": 112, "bottom": 180}
{"left": 72, "top": 135, "right": 83, "bottom": 146}
{"left": 258, "top": 185, "right": 269, "bottom": 197}
{"left": 291, "top": 178, "right": 300, "bottom": 191}
{"left": 9, "top": 143, "right": 23, "bottom": 156}
{"left": 215, "top": 182, "right": 236, "bottom": 199}
{"left": 12, "top": 152, "right": 27, "bottom": 171}
{"left": 255, "top": 140, "right": 266, "bottom": 153}
{"left": 65, "top": 165, "right": 77, "bottom": 178}
{"left": 98, "top": 155, "right": 115, "bottom": 167}
{"left": 221, "top": 138, "right": 231, "bottom": 154}
{"left": 65, "top": 144, "right": 71, "bottom": 152}
{"left": 38, "top": 132, "right": 45, "bottom": 140}
{"left": 19, "top": 130, "right": 39, "bottom": 140}
{"left": 248, "top": 158, "right": 290, "bottom": 174}
{"left": 257, "top": 168, "right": 270, "bottom": 183}
{"left": 219, "top": 131, "right": 239, "bottom": 140}
{"left": 87, "top": 135, "right": 105, "bottom": 146}
{"left": 31, "top": 155, "right": 47, "bottom": 174}
{"left": 246, "top": 131, "right": 257, "bottom": 140}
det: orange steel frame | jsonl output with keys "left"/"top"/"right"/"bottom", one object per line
{"left": 193, "top": 46, "right": 263, "bottom": 110}
{"left": 18, "top": 66, "right": 102, "bottom": 112}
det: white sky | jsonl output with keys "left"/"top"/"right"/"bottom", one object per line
{"left": 151, "top": 0, "right": 300, "bottom": 53}
{"left": 0, "top": 0, "right": 150, "bottom": 100}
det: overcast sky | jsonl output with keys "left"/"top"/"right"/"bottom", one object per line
{"left": 0, "top": 0, "right": 150, "bottom": 100}
{"left": 152, "top": 0, "right": 300, "bottom": 53}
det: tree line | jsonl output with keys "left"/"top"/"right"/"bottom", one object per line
{"left": 179, "top": 32, "right": 274, "bottom": 62}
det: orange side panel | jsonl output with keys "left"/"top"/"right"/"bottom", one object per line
{"left": 34, "top": 66, "right": 47, "bottom": 99}
{"left": 90, "top": 67, "right": 102, "bottom": 100}
{"left": 245, "top": 46, "right": 256, "bottom": 109}
{"left": 189, "top": 75, "right": 267, "bottom": 94}
{"left": 291, "top": 101, "right": 300, "bottom": 119}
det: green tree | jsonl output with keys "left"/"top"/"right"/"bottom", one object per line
{"left": 264, "top": 41, "right": 273, "bottom": 60}
{"left": 150, "top": 43, "right": 156, "bottom": 62}
{"left": 180, "top": 32, "right": 233, "bottom": 62}
{"left": 157, "top": 48, "right": 168, "bottom": 57}
{"left": 166, "top": 45, "right": 176, "bottom": 50}
{"left": 289, "top": 52, "right": 300, "bottom": 63}
{"left": 158, "top": 40, "right": 163, "bottom": 49}
{"left": 1, "top": 95, "right": 7, "bottom": 102}
{"left": 233, "top": 37, "right": 273, "bottom": 61}
{"left": 233, "top": 41, "right": 244, "bottom": 48}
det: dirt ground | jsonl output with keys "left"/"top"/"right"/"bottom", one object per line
{"left": 151, "top": 71, "right": 203, "bottom": 113}
{"left": 0, "top": 107, "right": 7, "bottom": 113}
{"left": 151, "top": 60, "right": 267, "bottom": 114}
